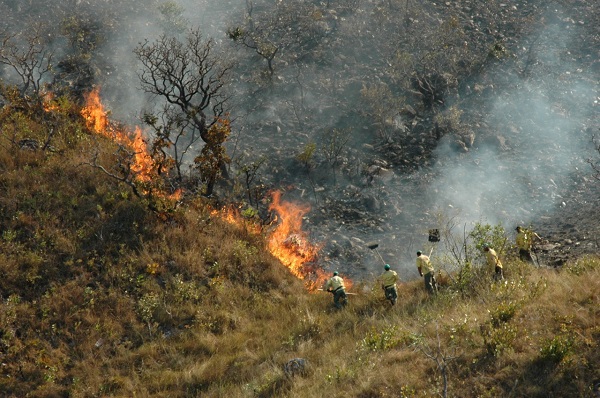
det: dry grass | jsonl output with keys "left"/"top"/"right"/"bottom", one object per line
{"left": 0, "top": 93, "right": 598, "bottom": 397}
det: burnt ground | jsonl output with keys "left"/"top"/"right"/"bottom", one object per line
{"left": 533, "top": 172, "right": 600, "bottom": 266}
{"left": 488, "top": 0, "right": 600, "bottom": 267}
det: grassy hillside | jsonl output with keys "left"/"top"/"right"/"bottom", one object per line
{"left": 0, "top": 90, "right": 599, "bottom": 397}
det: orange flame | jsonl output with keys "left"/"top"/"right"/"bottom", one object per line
{"left": 267, "top": 191, "right": 334, "bottom": 290}
{"left": 80, "top": 87, "right": 181, "bottom": 201}
{"left": 80, "top": 89, "right": 342, "bottom": 289}
{"left": 81, "top": 88, "right": 153, "bottom": 181}
{"left": 210, "top": 192, "right": 339, "bottom": 291}
{"left": 267, "top": 191, "right": 316, "bottom": 277}
{"left": 42, "top": 91, "right": 59, "bottom": 112}
{"left": 210, "top": 205, "right": 261, "bottom": 235}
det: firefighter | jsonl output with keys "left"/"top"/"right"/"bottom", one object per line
{"left": 515, "top": 226, "right": 541, "bottom": 264}
{"left": 483, "top": 243, "right": 504, "bottom": 281}
{"left": 379, "top": 264, "right": 399, "bottom": 305}
{"left": 416, "top": 251, "right": 437, "bottom": 294}
{"left": 324, "top": 271, "right": 347, "bottom": 309}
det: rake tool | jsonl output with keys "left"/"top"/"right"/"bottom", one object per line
{"left": 428, "top": 229, "right": 441, "bottom": 257}
{"left": 366, "top": 241, "right": 387, "bottom": 266}
{"left": 317, "top": 289, "right": 357, "bottom": 295}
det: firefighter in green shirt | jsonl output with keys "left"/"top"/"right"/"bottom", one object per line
{"left": 416, "top": 251, "right": 437, "bottom": 294}
{"left": 324, "top": 271, "right": 347, "bottom": 309}
{"left": 379, "top": 264, "right": 399, "bottom": 305}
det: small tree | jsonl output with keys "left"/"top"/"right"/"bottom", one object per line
{"left": 589, "top": 135, "right": 600, "bottom": 181}
{"left": 194, "top": 117, "right": 232, "bottom": 196}
{"left": 143, "top": 104, "right": 197, "bottom": 181}
{"left": 413, "top": 322, "right": 459, "bottom": 398}
{"left": 234, "top": 154, "right": 268, "bottom": 208}
{"left": 227, "top": 0, "right": 329, "bottom": 76}
{"left": 134, "top": 28, "right": 233, "bottom": 196}
{"left": 319, "top": 128, "right": 350, "bottom": 185}
{"left": 360, "top": 83, "right": 405, "bottom": 142}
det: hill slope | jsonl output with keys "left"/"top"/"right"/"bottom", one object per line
{"left": 0, "top": 91, "right": 599, "bottom": 397}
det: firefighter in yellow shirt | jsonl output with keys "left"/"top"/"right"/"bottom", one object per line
{"left": 379, "top": 264, "right": 399, "bottom": 305}
{"left": 483, "top": 244, "right": 503, "bottom": 281}
{"left": 515, "top": 226, "right": 541, "bottom": 264}
{"left": 416, "top": 251, "right": 437, "bottom": 294}
{"left": 324, "top": 271, "right": 347, "bottom": 309}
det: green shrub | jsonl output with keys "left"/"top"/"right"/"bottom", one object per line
{"left": 540, "top": 333, "right": 575, "bottom": 363}
{"left": 170, "top": 274, "right": 202, "bottom": 303}
{"left": 481, "top": 323, "right": 518, "bottom": 357}
{"left": 468, "top": 222, "right": 509, "bottom": 259}
{"left": 361, "top": 325, "right": 402, "bottom": 352}
{"left": 296, "top": 141, "right": 316, "bottom": 169}
{"left": 137, "top": 292, "right": 161, "bottom": 327}
{"left": 565, "top": 256, "right": 600, "bottom": 276}
{"left": 489, "top": 301, "right": 518, "bottom": 328}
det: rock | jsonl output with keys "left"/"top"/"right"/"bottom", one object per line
{"left": 483, "top": 134, "right": 509, "bottom": 151}
{"left": 283, "top": 358, "right": 308, "bottom": 377}
{"left": 537, "top": 243, "right": 560, "bottom": 252}
{"left": 18, "top": 139, "right": 39, "bottom": 150}
{"left": 361, "top": 195, "right": 382, "bottom": 212}
{"left": 450, "top": 139, "right": 469, "bottom": 153}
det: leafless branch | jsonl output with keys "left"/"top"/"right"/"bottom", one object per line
{"left": 0, "top": 23, "right": 54, "bottom": 97}
{"left": 588, "top": 135, "right": 600, "bottom": 181}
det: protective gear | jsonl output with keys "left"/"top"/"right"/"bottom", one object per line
{"left": 416, "top": 253, "right": 436, "bottom": 294}
{"left": 324, "top": 274, "right": 347, "bottom": 309}
{"left": 380, "top": 269, "right": 399, "bottom": 287}
{"left": 416, "top": 250, "right": 422, "bottom": 256}
{"left": 384, "top": 285, "right": 398, "bottom": 305}
{"left": 424, "top": 272, "right": 438, "bottom": 295}
{"left": 416, "top": 254, "right": 433, "bottom": 274}
{"left": 483, "top": 243, "right": 490, "bottom": 249}
{"left": 516, "top": 230, "right": 533, "bottom": 263}
{"left": 516, "top": 231, "right": 531, "bottom": 250}
{"left": 485, "top": 247, "right": 504, "bottom": 280}
{"left": 379, "top": 267, "right": 399, "bottom": 305}
{"left": 516, "top": 227, "right": 540, "bottom": 264}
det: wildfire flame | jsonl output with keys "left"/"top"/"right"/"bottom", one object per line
{"left": 210, "top": 205, "right": 261, "bottom": 235}
{"left": 267, "top": 191, "right": 317, "bottom": 277}
{"left": 80, "top": 87, "right": 181, "bottom": 200}
{"left": 267, "top": 191, "right": 333, "bottom": 290}
{"left": 42, "top": 91, "right": 59, "bottom": 112}
{"left": 81, "top": 88, "right": 154, "bottom": 182}
{"left": 211, "top": 192, "right": 338, "bottom": 290}
{"left": 79, "top": 88, "right": 341, "bottom": 290}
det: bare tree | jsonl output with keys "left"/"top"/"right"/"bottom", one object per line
{"left": 413, "top": 323, "right": 459, "bottom": 398}
{"left": 0, "top": 23, "right": 54, "bottom": 98}
{"left": 134, "top": 28, "right": 233, "bottom": 196}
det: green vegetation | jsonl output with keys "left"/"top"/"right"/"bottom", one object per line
{"left": 0, "top": 87, "right": 598, "bottom": 397}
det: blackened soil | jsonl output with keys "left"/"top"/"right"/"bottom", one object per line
{"left": 533, "top": 174, "right": 600, "bottom": 266}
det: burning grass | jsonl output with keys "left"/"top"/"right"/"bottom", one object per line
{"left": 212, "top": 190, "right": 350, "bottom": 292}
